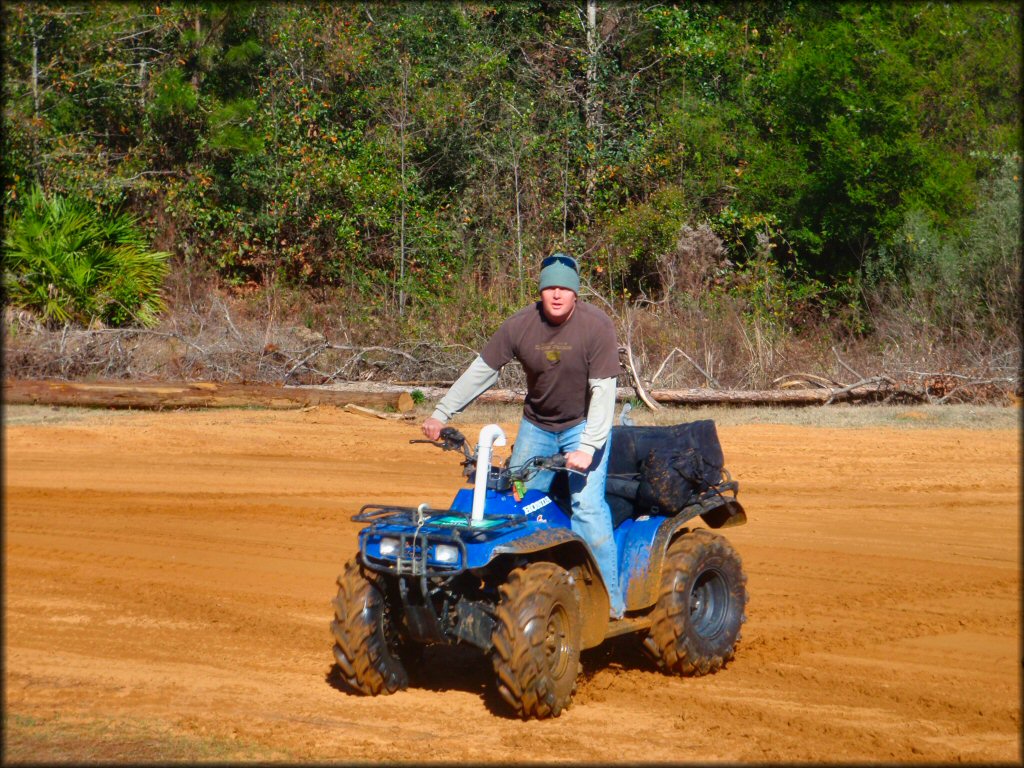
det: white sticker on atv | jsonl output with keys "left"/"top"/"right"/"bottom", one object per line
{"left": 430, "top": 515, "right": 504, "bottom": 529}
{"left": 522, "top": 497, "right": 552, "bottom": 515}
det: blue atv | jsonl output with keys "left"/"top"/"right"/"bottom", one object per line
{"left": 331, "top": 419, "right": 748, "bottom": 719}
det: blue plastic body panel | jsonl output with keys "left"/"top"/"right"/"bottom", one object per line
{"left": 360, "top": 487, "right": 583, "bottom": 572}
{"left": 449, "top": 487, "right": 572, "bottom": 527}
{"left": 358, "top": 485, "right": 675, "bottom": 612}
{"left": 615, "top": 513, "right": 670, "bottom": 611}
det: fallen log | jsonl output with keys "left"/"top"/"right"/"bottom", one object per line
{"left": 647, "top": 383, "right": 902, "bottom": 406}
{"left": 5, "top": 377, "right": 1006, "bottom": 412}
{"left": 4, "top": 379, "right": 415, "bottom": 412}
{"left": 336, "top": 383, "right": 902, "bottom": 407}
{"left": 474, "top": 384, "right": 904, "bottom": 406}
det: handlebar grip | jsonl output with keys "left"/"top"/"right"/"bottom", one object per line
{"left": 531, "top": 454, "right": 566, "bottom": 469}
{"left": 439, "top": 426, "right": 465, "bottom": 444}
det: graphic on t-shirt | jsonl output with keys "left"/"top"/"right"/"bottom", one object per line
{"left": 537, "top": 342, "right": 571, "bottom": 365}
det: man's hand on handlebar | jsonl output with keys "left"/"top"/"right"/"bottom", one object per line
{"left": 412, "top": 423, "right": 471, "bottom": 462}
{"left": 421, "top": 417, "right": 444, "bottom": 441}
{"left": 513, "top": 452, "right": 588, "bottom": 482}
{"left": 564, "top": 450, "right": 593, "bottom": 472}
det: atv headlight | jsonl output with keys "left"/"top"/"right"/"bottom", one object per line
{"left": 432, "top": 543, "right": 459, "bottom": 564}
{"left": 378, "top": 537, "right": 400, "bottom": 556}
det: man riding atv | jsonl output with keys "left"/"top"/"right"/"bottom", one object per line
{"left": 332, "top": 253, "right": 748, "bottom": 720}
{"left": 421, "top": 252, "right": 626, "bottom": 619}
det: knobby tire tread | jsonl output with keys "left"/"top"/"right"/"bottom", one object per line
{"left": 644, "top": 528, "right": 748, "bottom": 676}
{"left": 491, "top": 562, "right": 581, "bottom": 720}
{"left": 330, "top": 558, "right": 409, "bottom": 695}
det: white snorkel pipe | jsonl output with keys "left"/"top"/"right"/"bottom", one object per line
{"left": 471, "top": 423, "right": 507, "bottom": 523}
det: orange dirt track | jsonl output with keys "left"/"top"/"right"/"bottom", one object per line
{"left": 4, "top": 406, "right": 1020, "bottom": 762}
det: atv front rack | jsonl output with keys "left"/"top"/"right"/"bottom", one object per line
{"left": 353, "top": 504, "right": 528, "bottom": 578}
{"left": 353, "top": 503, "right": 526, "bottom": 527}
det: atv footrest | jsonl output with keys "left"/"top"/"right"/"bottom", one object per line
{"left": 604, "top": 614, "right": 653, "bottom": 639}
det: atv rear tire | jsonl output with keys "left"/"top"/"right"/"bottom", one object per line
{"left": 330, "top": 557, "right": 409, "bottom": 695}
{"left": 644, "top": 528, "right": 747, "bottom": 676}
{"left": 491, "top": 562, "right": 581, "bottom": 719}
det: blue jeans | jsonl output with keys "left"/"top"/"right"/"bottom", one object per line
{"left": 510, "top": 418, "right": 625, "bottom": 618}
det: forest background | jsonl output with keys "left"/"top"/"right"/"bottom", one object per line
{"left": 3, "top": 2, "right": 1021, "bottom": 396}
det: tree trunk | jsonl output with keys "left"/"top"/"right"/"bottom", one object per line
{"left": 583, "top": 0, "right": 601, "bottom": 213}
{"left": 511, "top": 132, "right": 524, "bottom": 295}
{"left": 31, "top": 34, "right": 39, "bottom": 117}
{"left": 397, "top": 57, "right": 410, "bottom": 317}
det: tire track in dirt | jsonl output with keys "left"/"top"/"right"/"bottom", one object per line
{"left": 4, "top": 407, "right": 1019, "bottom": 762}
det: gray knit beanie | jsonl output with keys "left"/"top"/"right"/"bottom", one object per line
{"left": 538, "top": 253, "right": 580, "bottom": 294}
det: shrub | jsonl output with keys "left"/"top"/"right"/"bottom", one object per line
{"left": 3, "top": 186, "right": 170, "bottom": 327}
{"left": 865, "top": 152, "right": 1022, "bottom": 345}
{"left": 601, "top": 187, "right": 692, "bottom": 299}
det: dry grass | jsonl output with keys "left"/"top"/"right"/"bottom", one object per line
{"left": 6, "top": 273, "right": 1018, "bottom": 402}
{"left": 415, "top": 401, "right": 1019, "bottom": 431}
{"left": 3, "top": 404, "right": 126, "bottom": 426}
{"left": 4, "top": 402, "right": 1016, "bottom": 431}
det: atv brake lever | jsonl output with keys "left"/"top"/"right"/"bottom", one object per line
{"left": 530, "top": 454, "right": 566, "bottom": 469}
{"left": 410, "top": 438, "right": 464, "bottom": 455}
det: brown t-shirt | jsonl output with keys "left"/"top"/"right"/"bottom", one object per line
{"left": 480, "top": 301, "right": 622, "bottom": 431}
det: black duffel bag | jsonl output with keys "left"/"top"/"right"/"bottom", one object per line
{"left": 604, "top": 420, "right": 725, "bottom": 523}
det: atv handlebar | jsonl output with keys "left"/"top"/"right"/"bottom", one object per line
{"left": 411, "top": 426, "right": 579, "bottom": 486}
{"left": 410, "top": 426, "right": 473, "bottom": 461}
{"left": 513, "top": 453, "right": 565, "bottom": 476}
{"left": 507, "top": 453, "right": 584, "bottom": 483}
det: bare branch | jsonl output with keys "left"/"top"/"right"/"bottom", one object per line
{"left": 619, "top": 345, "right": 660, "bottom": 410}
{"left": 773, "top": 373, "right": 839, "bottom": 389}
{"left": 653, "top": 347, "right": 721, "bottom": 389}
{"left": 831, "top": 346, "right": 861, "bottom": 382}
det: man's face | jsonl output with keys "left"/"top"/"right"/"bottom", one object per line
{"left": 540, "top": 286, "right": 577, "bottom": 325}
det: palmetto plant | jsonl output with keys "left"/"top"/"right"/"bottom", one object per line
{"left": 3, "top": 186, "right": 170, "bottom": 327}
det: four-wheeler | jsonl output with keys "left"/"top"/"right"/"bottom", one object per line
{"left": 330, "top": 419, "right": 748, "bottom": 719}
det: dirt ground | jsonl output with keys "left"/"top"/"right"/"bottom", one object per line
{"left": 3, "top": 404, "right": 1020, "bottom": 763}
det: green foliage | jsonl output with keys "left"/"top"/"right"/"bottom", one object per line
{"left": 602, "top": 187, "right": 691, "bottom": 297}
{"left": 866, "top": 153, "right": 1022, "bottom": 341}
{"left": 711, "top": 207, "right": 782, "bottom": 256}
{"left": 3, "top": 186, "right": 170, "bottom": 327}
{"left": 720, "top": 231, "right": 826, "bottom": 341}
{"left": 149, "top": 68, "right": 199, "bottom": 124}
{"left": 1, "top": 1, "right": 1019, "bottom": 348}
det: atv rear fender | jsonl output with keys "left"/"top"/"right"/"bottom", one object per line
{"left": 621, "top": 496, "right": 746, "bottom": 611}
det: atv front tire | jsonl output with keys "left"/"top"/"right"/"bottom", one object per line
{"left": 330, "top": 557, "right": 409, "bottom": 695}
{"left": 491, "top": 562, "right": 581, "bottom": 719}
{"left": 644, "top": 528, "right": 747, "bottom": 676}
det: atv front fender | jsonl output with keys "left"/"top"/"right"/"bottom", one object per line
{"left": 490, "top": 529, "right": 611, "bottom": 649}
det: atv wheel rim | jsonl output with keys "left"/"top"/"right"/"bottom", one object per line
{"left": 543, "top": 604, "right": 571, "bottom": 678}
{"left": 688, "top": 567, "right": 728, "bottom": 638}
{"left": 377, "top": 598, "right": 403, "bottom": 661}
